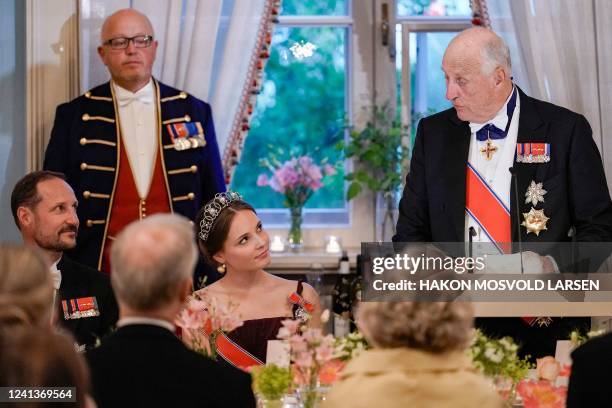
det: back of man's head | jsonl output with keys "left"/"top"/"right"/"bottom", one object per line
{"left": 110, "top": 214, "right": 196, "bottom": 311}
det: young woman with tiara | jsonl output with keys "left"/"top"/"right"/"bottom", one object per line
{"left": 193, "top": 192, "right": 321, "bottom": 370}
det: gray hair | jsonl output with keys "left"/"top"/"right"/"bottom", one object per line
{"left": 480, "top": 36, "right": 512, "bottom": 76}
{"left": 111, "top": 214, "right": 197, "bottom": 311}
{"left": 356, "top": 302, "right": 474, "bottom": 352}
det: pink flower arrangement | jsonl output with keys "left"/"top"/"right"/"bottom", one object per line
{"left": 516, "top": 356, "right": 568, "bottom": 408}
{"left": 516, "top": 380, "right": 567, "bottom": 408}
{"left": 277, "top": 318, "right": 342, "bottom": 407}
{"left": 175, "top": 291, "right": 243, "bottom": 359}
{"left": 258, "top": 154, "right": 337, "bottom": 208}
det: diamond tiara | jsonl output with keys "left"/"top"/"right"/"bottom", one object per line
{"left": 198, "top": 191, "right": 243, "bottom": 242}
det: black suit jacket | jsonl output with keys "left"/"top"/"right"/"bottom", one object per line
{"left": 86, "top": 324, "right": 256, "bottom": 408}
{"left": 567, "top": 332, "right": 612, "bottom": 407}
{"left": 393, "top": 89, "right": 612, "bottom": 358}
{"left": 57, "top": 256, "right": 118, "bottom": 348}
{"left": 394, "top": 88, "right": 612, "bottom": 251}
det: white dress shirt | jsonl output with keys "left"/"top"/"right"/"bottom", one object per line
{"left": 112, "top": 80, "right": 157, "bottom": 198}
{"left": 50, "top": 258, "right": 62, "bottom": 319}
{"left": 117, "top": 316, "right": 175, "bottom": 332}
{"left": 465, "top": 88, "right": 520, "bottom": 246}
{"left": 50, "top": 258, "right": 62, "bottom": 290}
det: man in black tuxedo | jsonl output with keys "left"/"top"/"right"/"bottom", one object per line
{"left": 567, "top": 332, "right": 612, "bottom": 407}
{"left": 11, "top": 171, "right": 118, "bottom": 348}
{"left": 86, "top": 214, "right": 255, "bottom": 408}
{"left": 394, "top": 27, "right": 612, "bottom": 358}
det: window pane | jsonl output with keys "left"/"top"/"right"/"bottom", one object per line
{"left": 397, "top": 0, "right": 471, "bottom": 17}
{"left": 396, "top": 29, "right": 456, "bottom": 146}
{"left": 230, "top": 26, "right": 347, "bottom": 212}
{"left": 281, "top": 0, "right": 348, "bottom": 16}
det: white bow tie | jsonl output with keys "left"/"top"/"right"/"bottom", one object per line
{"left": 117, "top": 88, "right": 154, "bottom": 107}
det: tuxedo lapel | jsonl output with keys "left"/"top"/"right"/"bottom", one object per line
{"left": 512, "top": 88, "right": 547, "bottom": 241}
{"left": 445, "top": 111, "right": 471, "bottom": 240}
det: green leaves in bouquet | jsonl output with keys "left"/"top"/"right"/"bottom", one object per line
{"left": 337, "top": 103, "right": 409, "bottom": 200}
{"left": 252, "top": 364, "right": 293, "bottom": 401}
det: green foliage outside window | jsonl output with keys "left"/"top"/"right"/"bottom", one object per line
{"left": 231, "top": 26, "right": 347, "bottom": 209}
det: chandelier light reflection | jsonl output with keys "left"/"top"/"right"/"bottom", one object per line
{"left": 289, "top": 41, "right": 317, "bottom": 59}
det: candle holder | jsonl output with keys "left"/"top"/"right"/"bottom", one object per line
{"left": 324, "top": 235, "right": 342, "bottom": 254}
{"left": 270, "top": 235, "right": 286, "bottom": 252}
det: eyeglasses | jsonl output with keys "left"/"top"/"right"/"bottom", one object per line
{"left": 103, "top": 35, "right": 154, "bottom": 50}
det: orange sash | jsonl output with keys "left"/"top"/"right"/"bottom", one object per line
{"left": 466, "top": 163, "right": 511, "bottom": 254}
{"left": 202, "top": 320, "right": 263, "bottom": 371}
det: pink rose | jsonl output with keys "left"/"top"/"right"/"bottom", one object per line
{"left": 274, "top": 163, "right": 300, "bottom": 190}
{"left": 536, "top": 356, "right": 561, "bottom": 382}
{"left": 323, "top": 164, "right": 337, "bottom": 176}
{"left": 294, "top": 351, "right": 314, "bottom": 369}
{"left": 304, "top": 163, "right": 323, "bottom": 183}
{"left": 315, "top": 343, "right": 334, "bottom": 364}
{"left": 516, "top": 379, "right": 566, "bottom": 408}
{"left": 318, "top": 359, "right": 345, "bottom": 385}
{"left": 256, "top": 174, "right": 269, "bottom": 186}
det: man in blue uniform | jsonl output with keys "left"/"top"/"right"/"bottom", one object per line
{"left": 44, "top": 9, "right": 225, "bottom": 274}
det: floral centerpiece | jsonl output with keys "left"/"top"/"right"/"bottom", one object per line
{"left": 251, "top": 364, "right": 293, "bottom": 408}
{"left": 469, "top": 330, "right": 533, "bottom": 401}
{"left": 276, "top": 318, "right": 342, "bottom": 407}
{"left": 516, "top": 356, "right": 570, "bottom": 408}
{"left": 175, "top": 291, "right": 243, "bottom": 360}
{"left": 569, "top": 328, "right": 606, "bottom": 347}
{"left": 334, "top": 330, "right": 369, "bottom": 361}
{"left": 257, "top": 152, "right": 337, "bottom": 249}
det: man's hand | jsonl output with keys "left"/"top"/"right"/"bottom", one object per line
{"left": 482, "top": 251, "right": 558, "bottom": 274}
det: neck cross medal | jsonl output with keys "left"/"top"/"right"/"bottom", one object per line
{"left": 480, "top": 139, "right": 498, "bottom": 161}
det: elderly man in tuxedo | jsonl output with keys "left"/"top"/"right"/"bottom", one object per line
{"left": 394, "top": 27, "right": 612, "bottom": 358}
{"left": 44, "top": 8, "right": 225, "bottom": 275}
{"left": 86, "top": 214, "right": 255, "bottom": 408}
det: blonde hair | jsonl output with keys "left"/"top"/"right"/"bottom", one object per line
{"left": 0, "top": 244, "right": 53, "bottom": 327}
{"left": 357, "top": 302, "right": 474, "bottom": 352}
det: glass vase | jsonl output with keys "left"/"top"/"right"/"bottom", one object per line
{"left": 288, "top": 206, "right": 304, "bottom": 250}
{"left": 257, "top": 397, "right": 284, "bottom": 408}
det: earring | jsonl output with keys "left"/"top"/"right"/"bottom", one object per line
{"left": 217, "top": 264, "right": 226, "bottom": 274}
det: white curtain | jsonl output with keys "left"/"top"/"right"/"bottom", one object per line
{"left": 487, "top": 0, "right": 612, "bottom": 192}
{"left": 79, "top": 0, "right": 267, "bottom": 161}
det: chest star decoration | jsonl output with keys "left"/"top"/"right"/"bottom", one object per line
{"left": 525, "top": 181, "right": 547, "bottom": 206}
{"left": 521, "top": 208, "right": 549, "bottom": 236}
